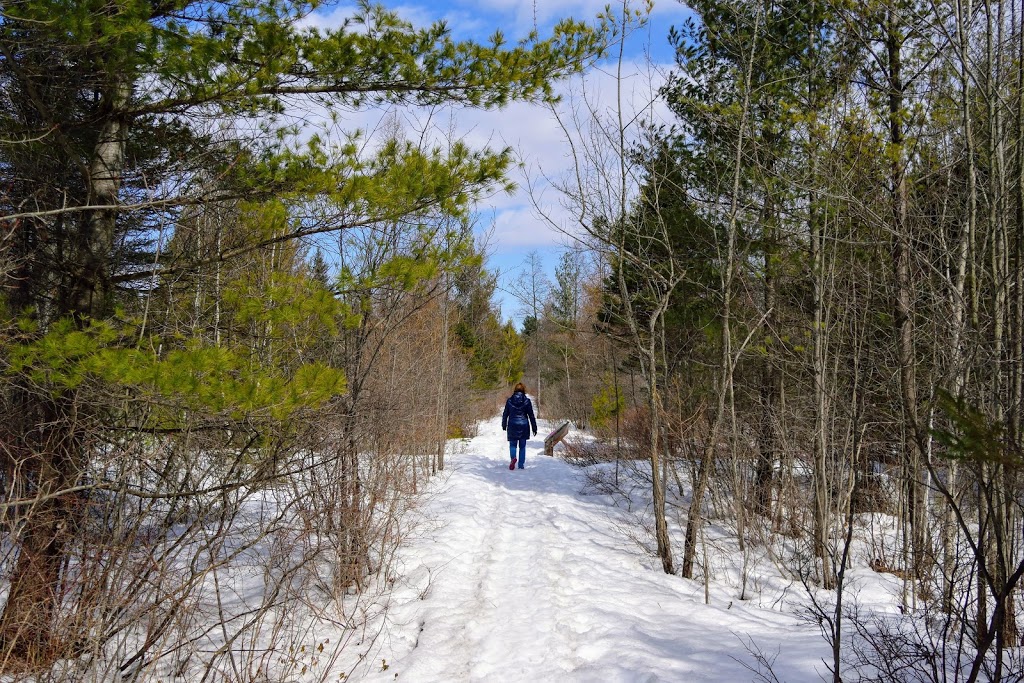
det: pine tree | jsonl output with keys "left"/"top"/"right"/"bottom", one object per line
{"left": 0, "top": 0, "right": 604, "bottom": 663}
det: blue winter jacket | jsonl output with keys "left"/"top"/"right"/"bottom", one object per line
{"left": 502, "top": 391, "right": 537, "bottom": 442}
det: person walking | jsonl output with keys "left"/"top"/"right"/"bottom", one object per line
{"left": 502, "top": 382, "right": 537, "bottom": 470}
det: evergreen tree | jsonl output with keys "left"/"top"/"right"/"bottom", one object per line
{"left": 310, "top": 248, "right": 331, "bottom": 287}
{"left": 551, "top": 251, "right": 584, "bottom": 329}
{"left": 453, "top": 250, "right": 520, "bottom": 390}
{"left": 0, "top": 0, "right": 603, "bottom": 663}
{"left": 522, "top": 315, "right": 538, "bottom": 337}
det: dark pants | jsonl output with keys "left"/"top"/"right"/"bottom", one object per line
{"left": 509, "top": 438, "right": 526, "bottom": 468}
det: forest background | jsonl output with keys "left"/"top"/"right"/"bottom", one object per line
{"left": 1, "top": 0, "right": 1023, "bottom": 681}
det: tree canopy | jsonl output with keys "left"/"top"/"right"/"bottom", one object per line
{"left": 0, "top": 0, "right": 604, "bottom": 664}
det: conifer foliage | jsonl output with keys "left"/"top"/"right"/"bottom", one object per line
{"left": 537, "top": 0, "right": 1024, "bottom": 678}
{"left": 0, "top": 0, "right": 602, "bottom": 671}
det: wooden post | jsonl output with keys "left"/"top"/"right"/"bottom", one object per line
{"left": 544, "top": 421, "right": 571, "bottom": 456}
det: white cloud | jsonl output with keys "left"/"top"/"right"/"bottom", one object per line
{"left": 295, "top": 2, "right": 357, "bottom": 31}
{"left": 297, "top": 0, "right": 695, "bottom": 49}
{"left": 296, "top": 2, "right": 467, "bottom": 32}
{"left": 291, "top": 1, "right": 687, "bottom": 312}
{"left": 448, "top": 0, "right": 691, "bottom": 33}
{"left": 488, "top": 205, "right": 560, "bottom": 247}
{"left": 455, "top": 56, "right": 675, "bottom": 247}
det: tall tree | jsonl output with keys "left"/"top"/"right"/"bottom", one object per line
{"left": 511, "top": 250, "right": 550, "bottom": 415}
{"left": 0, "top": 0, "right": 602, "bottom": 664}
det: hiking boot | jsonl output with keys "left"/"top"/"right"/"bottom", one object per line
{"left": 509, "top": 458, "right": 515, "bottom": 470}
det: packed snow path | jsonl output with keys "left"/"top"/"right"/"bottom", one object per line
{"left": 356, "top": 416, "right": 826, "bottom": 682}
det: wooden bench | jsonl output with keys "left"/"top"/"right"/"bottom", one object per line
{"left": 544, "top": 421, "right": 571, "bottom": 456}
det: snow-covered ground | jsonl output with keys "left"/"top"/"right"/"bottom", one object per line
{"left": 338, "top": 415, "right": 834, "bottom": 682}
{"left": 7, "top": 412, "right": 999, "bottom": 682}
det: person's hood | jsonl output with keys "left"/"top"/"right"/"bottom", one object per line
{"left": 509, "top": 391, "right": 528, "bottom": 408}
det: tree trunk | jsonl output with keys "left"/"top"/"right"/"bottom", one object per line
{"left": 647, "top": 365, "right": 674, "bottom": 575}
{"left": 682, "top": 5, "right": 758, "bottom": 580}
{"left": 73, "top": 81, "right": 130, "bottom": 317}
{"left": 0, "top": 396, "right": 80, "bottom": 663}
{"left": 1010, "top": 0, "right": 1024, "bottom": 644}
{"left": 0, "top": 79, "right": 129, "bottom": 664}
{"left": 811, "top": 190, "right": 833, "bottom": 589}
{"left": 682, "top": 441, "right": 712, "bottom": 579}
{"left": 753, "top": 203, "right": 779, "bottom": 518}
{"left": 886, "top": 11, "right": 928, "bottom": 581}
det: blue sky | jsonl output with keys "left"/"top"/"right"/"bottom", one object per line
{"left": 304, "top": 0, "right": 694, "bottom": 324}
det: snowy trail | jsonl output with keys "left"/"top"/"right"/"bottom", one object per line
{"left": 354, "top": 416, "right": 827, "bottom": 682}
